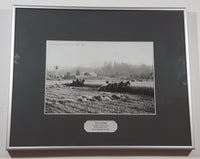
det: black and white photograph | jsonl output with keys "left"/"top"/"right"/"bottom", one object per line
{"left": 45, "top": 41, "right": 155, "bottom": 115}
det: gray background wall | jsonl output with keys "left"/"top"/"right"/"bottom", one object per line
{"left": 0, "top": 0, "right": 200, "bottom": 158}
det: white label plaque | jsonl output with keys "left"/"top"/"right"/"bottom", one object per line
{"left": 84, "top": 120, "right": 117, "bottom": 133}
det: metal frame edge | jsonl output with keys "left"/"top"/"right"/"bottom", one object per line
{"left": 6, "top": 6, "right": 16, "bottom": 150}
{"left": 183, "top": 8, "right": 195, "bottom": 150}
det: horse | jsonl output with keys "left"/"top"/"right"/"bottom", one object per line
{"left": 70, "top": 79, "right": 85, "bottom": 87}
{"left": 79, "top": 79, "right": 85, "bottom": 86}
{"left": 125, "top": 81, "right": 130, "bottom": 87}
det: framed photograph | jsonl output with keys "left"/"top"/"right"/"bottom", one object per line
{"left": 7, "top": 6, "right": 194, "bottom": 150}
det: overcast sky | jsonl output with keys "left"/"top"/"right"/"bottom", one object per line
{"left": 46, "top": 41, "right": 154, "bottom": 69}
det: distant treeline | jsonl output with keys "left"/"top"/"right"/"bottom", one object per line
{"left": 94, "top": 62, "right": 153, "bottom": 80}
{"left": 46, "top": 62, "right": 154, "bottom": 81}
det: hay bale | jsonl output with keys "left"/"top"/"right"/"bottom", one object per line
{"left": 93, "top": 95, "right": 102, "bottom": 101}
{"left": 58, "top": 100, "right": 66, "bottom": 104}
{"left": 102, "top": 96, "right": 112, "bottom": 101}
{"left": 111, "top": 94, "right": 120, "bottom": 100}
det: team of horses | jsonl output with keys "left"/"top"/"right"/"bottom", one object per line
{"left": 70, "top": 79, "right": 85, "bottom": 87}
{"left": 98, "top": 81, "right": 131, "bottom": 91}
{"left": 69, "top": 79, "right": 131, "bottom": 92}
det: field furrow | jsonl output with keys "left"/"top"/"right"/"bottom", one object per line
{"left": 45, "top": 80, "right": 155, "bottom": 114}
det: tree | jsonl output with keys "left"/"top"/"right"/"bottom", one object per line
{"left": 76, "top": 70, "right": 80, "bottom": 76}
{"left": 54, "top": 65, "right": 58, "bottom": 70}
{"left": 64, "top": 72, "right": 70, "bottom": 79}
{"left": 84, "top": 72, "right": 90, "bottom": 76}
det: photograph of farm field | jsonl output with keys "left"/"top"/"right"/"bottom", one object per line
{"left": 45, "top": 41, "right": 155, "bottom": 115}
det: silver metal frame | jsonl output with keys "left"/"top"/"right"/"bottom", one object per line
{"left": 6, "top": 5, "right": 195, "bottom": 150}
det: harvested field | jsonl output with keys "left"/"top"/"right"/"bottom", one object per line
{"left": 45, "top": 80, "right": 155, "bottom": 114}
